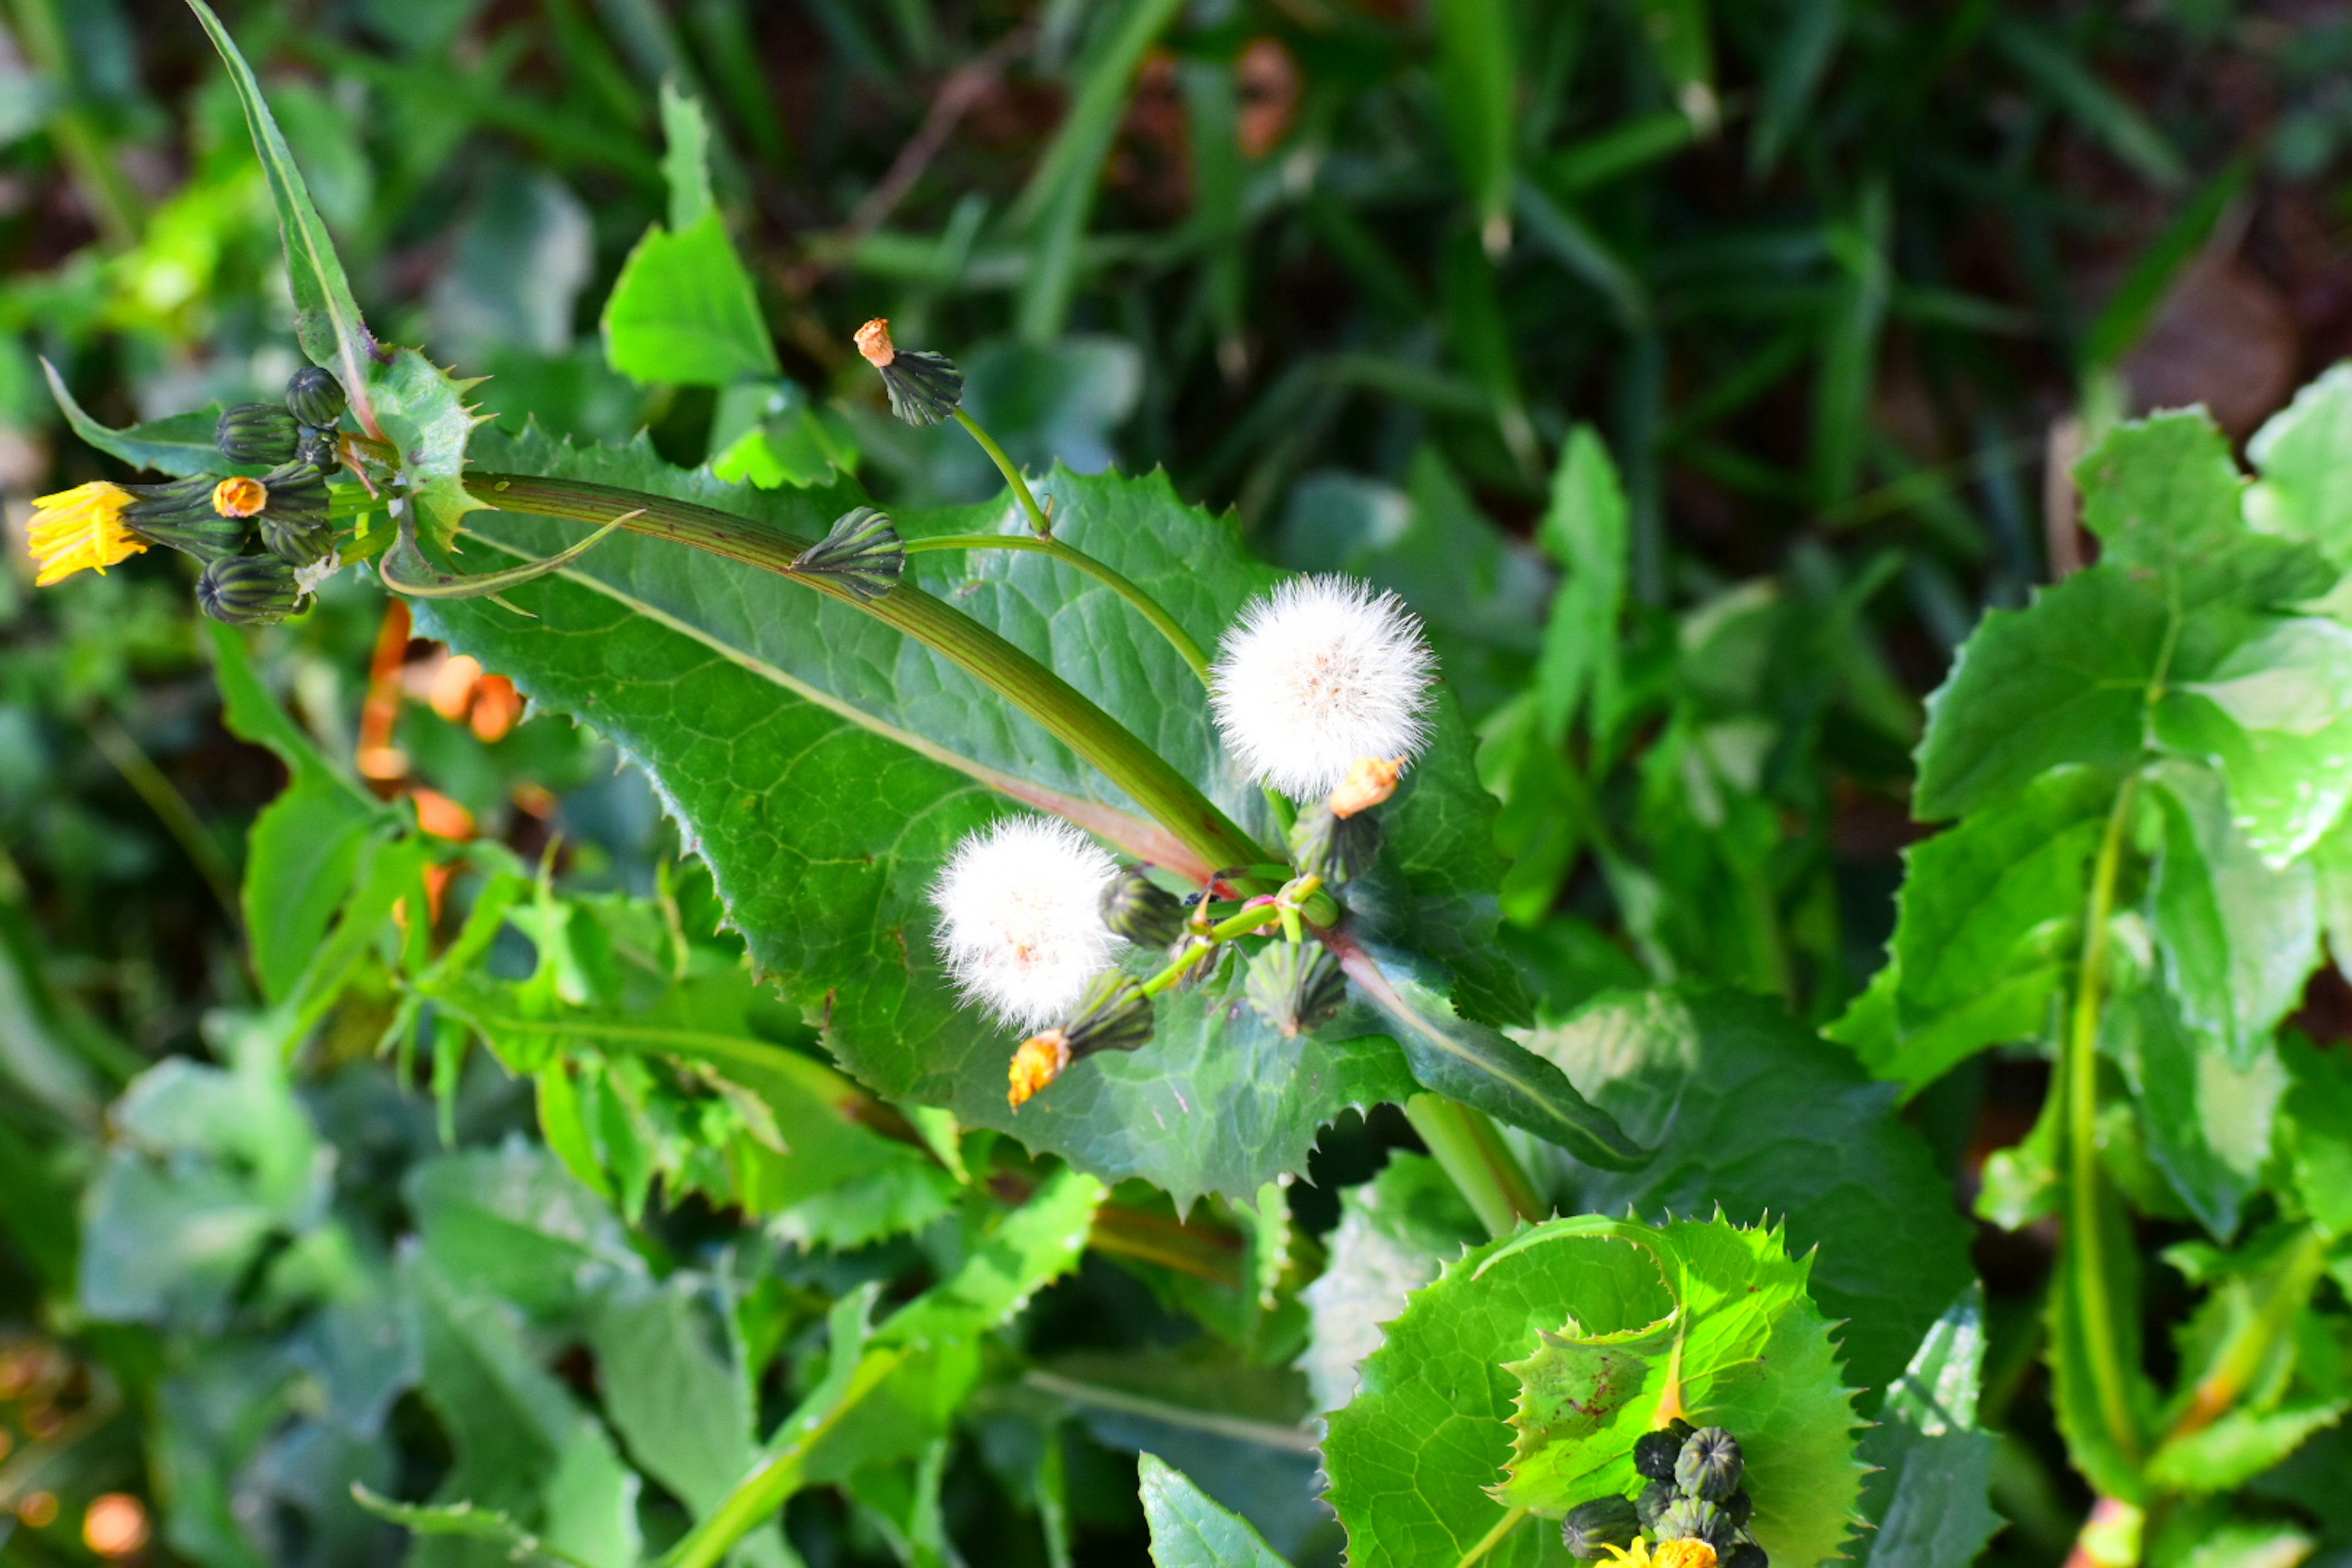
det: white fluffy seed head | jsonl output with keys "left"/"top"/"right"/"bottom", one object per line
{"left": 1208, "top": 574, "right": 1438, "bottom": 799}
{"left": 931, "top": 816, "right": 1123, "bottom": 1029}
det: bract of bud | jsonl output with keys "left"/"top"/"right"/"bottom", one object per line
{"left": 295, "top": 426, "right": 340, "bottom": 473}
{"left": 856, "top": 318, "right": 964, "bottom": 426}
{"left": 1654, "top": 1499, "right": 1734, "bottom": 1552}
{"left": 1718, "top": 1490, "right": 1751, "bottom": 1529}
{"left": 216, "top": 402, "right": 301, "bottom": 466}
{"left": 1559, "top": 1496, "right": 1639, "bottom": 1561}
{"left": 251, "top": 464, "right": 334, "bottom": 568}
{"left": 1675, "top": 1428, "right": 1742, "bottom": 1502}
{"left": 1242, "top": 940, "right": 1346, "bottom": 1038}
{"left": 1636, "top": 1479, "right": 1678, "bottom": 1530}
{"left": 1008, "top": 973, "right": 1155, "bottom": 1109}
{"left": 122, "top": 478, "right": 252, "bottom": 563}
{"left": 197, "top": 554, "right": 305, "bottom": 625}
{"left": 1101, "top": 870, "right": 1185, "bottom": 949}
{"left": 793, "top": 507, "right": 903, "bottom": 602}
{"left": 1287, "top": 802, "right": 1381, "bottom": 886}
{"left": 1328, "top": 756, "right": 1403, "bottom": 818}
{"left": 1635, "top": 1422, "right": 1695, "bottom": 1481}
{"left": 284, "top": 366, "right": 349, "bottom": 429}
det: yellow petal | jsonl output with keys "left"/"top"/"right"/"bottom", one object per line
{"left": 26, "top": 482, "right": 143, "bottom": 586}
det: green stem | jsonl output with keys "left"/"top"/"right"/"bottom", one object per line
{"left": 904, "top": 532, "right": 1211, "bottom": 679}
{"left": 2064, "top": 774, "right": 2143, "bottom": 1472}
{"left": 1403, "top": 1094, "right": 1544, "bottom": 1238}
{"left": 658, "top": 1348, "right": 906, "bottom": 1568}
{"left": 468, "top": 472, "right": 1268, "bottom": 880}
{"left": 84, "top": 711, "right": 244, "bottom": 936}
{"left": 951, "top": 407, "right": 1054, "bottom": 536}
{"left": 1137, "top": 902, "right": 1286, "bottom": 995}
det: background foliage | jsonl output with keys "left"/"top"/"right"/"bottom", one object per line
{"left": 2, "top": 2, "right": 2351, "bottom": 1567}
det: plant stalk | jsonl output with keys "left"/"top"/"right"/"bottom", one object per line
{"left": 467, "top": 473, "right": 1268, "bottom": 878}
{"left": 951, "top": 408, "right": 1054, "bottom": 536}
{"left": 903, "top": 532, "right": 1211, "bottom": 678}
{"left": 2063, "top": 774, "right": 2143, "bottom": 1473}
{"left": 1404, "top": 1093, "right": 1544, "bottom": 1238}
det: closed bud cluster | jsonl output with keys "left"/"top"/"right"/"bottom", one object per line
{"left": 1675, "top": 1428, "right": 1741, "bottom": 1502}
{"left": 1101, "top": 869, "right": 1185, "bottom": 949}
{"left": 1243, "top": 941, "right": 1346, "bottom": 1037}
{"left": 1613, "top": 1420, "right": 1762, "bottom": 1568}
{"left": 252, "top": 463, "right": 334, "bottom": 567}
{"left": 197, "top": 554, "right": 304, "bottom": 625}
{"left": 793, "top": 507, "right": 903, "bottom": 602}
{"left": 216, "top": 402, "right": 301, "bottom": 466}
{"left": 854, "top": 318, "right": 964, "bottom": 428}
{"left": 1655, "top": 1500, "right": 1733, "bottom": 1553}
{"left": 1561, "top": 1496, "right": 1639, "bottom": 1561}
{"left": 1007, "top": 973, "right": 1155, "bottom": 1108}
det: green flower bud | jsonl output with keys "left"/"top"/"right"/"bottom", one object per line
{"left": 1634, "top": 1423, "right": 1692, "bottom": 1483}
{"left": 854, "top": 318, "right": 963, "bottom": 427}
{"left": 1559, "top": 1497, "right": 1639, "bottom": 1561}
{"left": 1675, "top": 1428, "right": 1741, "bottom": 1502}
{"left": 216, "top": 401, "right": 301, "bottom": 466}
{"left": 1243, "top": 941, "right": 1346, "bottom": 1038}
{"left": 1655, "top": 1499, "right": 1734, "bottom": 1552}
{"left": 1635, "top": 1480, "right": 1678, "bottom": 1531}
{"left": 792, "top": 506, "right": 903, "bottom": 601}
{"left": 197, "top": 554, "right": 304, "bottom": 625}
{"left": 123, "top": 478, "right": 249, "bottom": 564}
{"left": 1719, "top": 1490, "right": 1751, "bottom": 1529}
{"left": 1723, "top": 1544, "right": 1767, "bottom": 1568}
{"left": 251, "top": 463, "right": 334, "bottom": 568}
{"left": 1101, "top": 869, "right": 1185, "bottom": 949}
{"left": 284, "top": 366, "right": 348, "bottom": 429}
{"left": 295, "top": 425, "right": 340, "bottom": 473}
{"left": 1287, "top": 802, "right": 1381, "bottom": 886}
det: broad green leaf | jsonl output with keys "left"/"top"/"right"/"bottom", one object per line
{"left": 2155, "top": 616, "right": 2352, "bottom": 865}
{"left": 1828, "top": 767, "right": 2111, "bottom": 1090}
{"left": 206, "top": 622, "right": 387, "bottom": 1002}
{"left": 405, "top": 1145, "right": 644, "bottom": 1323}
{"left": 1534, "top": 425, "right": 1627, "bottom": 745}
{"left": 416, "top": 432, "right": 1556, "bottom": 1203}
{"left": 352, "top": 1490, "right": 591, "bottom": 1568}
{"left": 1518, "top": 988, "right": 1975, "bottom": 1403}
{"left": 2075, "top": 410, "right": 2248, "bottom": 588}
{"left": 1297, "top": 1152, "right": 1482, "bottom": 1414}
{"left": 2279, "top": 1038, "right": 2352, "bottom": 1238}
{"left": 185, "top": 0, "right": 385, "bottom": 435}
{"left": 1323, "top": 1213, "right": 1863, "bottom": 1568}
{"left": 602, "top": 175, "right": 778, "bottom": 388}
{"left": 2247, "top": 361, "right": 2352, "bottom": 564}
{"left": 1913, "top": 568, "right": 2164, "bottom": 820}
{"left": 2147, "top": 764, "right": 2319, "bottom": 1068}
{"left": 374, "top": 347, "right": 490, "bottom": 551}
{"left": 2104, "top": 971, "right": 2285, "bottom": 1242}
{"left": 42, "top": 358, "right": 233, "bottom": 477}
{"left": 1856, "top": 1287, "right": 2002, "bottom": 1568}
{"left": 1140, "top": 1453, "right": 1295, "bottom": 1568}
{"left": 404, "top": 1253, "right": 642, "bottom": 1568}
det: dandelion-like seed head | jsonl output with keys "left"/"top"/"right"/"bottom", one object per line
{"left": 25, "top": 482, "right": 146, "bottom": 586}
{"left": 1208, "top": 574, "right": 1436, "bottom": 799}
{"left": 932, "top": 815, "right": 1123, "bottom": 1028}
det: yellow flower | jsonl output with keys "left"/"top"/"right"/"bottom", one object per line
{"left": 25, "top": 482, "right": 146, "bottom": 586}
{"left": 1602, "top": 1540, "right": 1718, "bottom": 1568}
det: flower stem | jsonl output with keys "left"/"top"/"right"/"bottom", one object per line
{"left": 468, "top": 472, "right": 1268, "bottom": 879}
{"left": 903, "top": 532, "right": 1211, "bottom": 679}
{"left": 1137, "top": 902, "right": 1286, "bottom": 996}
{"left": 951, "top": 408, "right": 1054, "bottom": 537}
{"left": 1403, "top": 1093, "right": 1544, "bottom": 1238}
{"left": 2063, "top": 774, "right": 2143, "bottom": 1472}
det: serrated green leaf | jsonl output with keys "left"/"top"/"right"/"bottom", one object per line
{"left": 2144, "top": 1400, "right": 2348, "bottom": 1494}
{"left": 403, "top": 1253, "right": 641, "bottom": 1568}
{"left": 1534, "top": 426, "right": 1627, "bottom": 745}
{"left": 405, "top": 1145, "right": 644, "bottom": 1323}
{"left": 2155, "top": 616, "right": 2352, "bottom": 865}
{"left": 374, "top": 347, "right": 491, "bottom": 552}
{"left": 1140, "top": 1452, "right": 1295, "bottom": 1568}
{"left": 1856, "top": 1286, "right": 2002, "bottom": 1568}
{"left": 2247, "top": 361, "right": 2352, "bottom": 565}
{"left": 603, "top": 213, "right": 778, "bottom": 386}
{"left": 2076, "top": 410, "right": 2248, "bottom": 586}
{"left": 415, "top": 432, "right": 1544, "bottom": 1202}
{"left": 2147, "top": 763, "right": 2318, "bottom": 1068}
{"left": 658, "top": 81, "right": 715, "bottom": 233}
{"left": 1828, "top": 767, "right": 2109, "bottom": 1090}
{"left": 42, "top": 358, "right": 231, "bottom": 477}
{"left": 1520, "top": 989, "right": 1976, "bottom": 1403}
{"left": 1298, "top": 1152, "right": 1483, "bottom": 1414}
{"left": 184, "top": 0, "right": 385, "bottom": 436}
{"left": 1324, "top": 1213, "right": 1863, "bottom": 1568}
{"left": 2279, "top": 1038, "right": 2352, "bottom": 1238}
{"left": 351, "top": 1489, "right": 592, "bottom": 1568}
